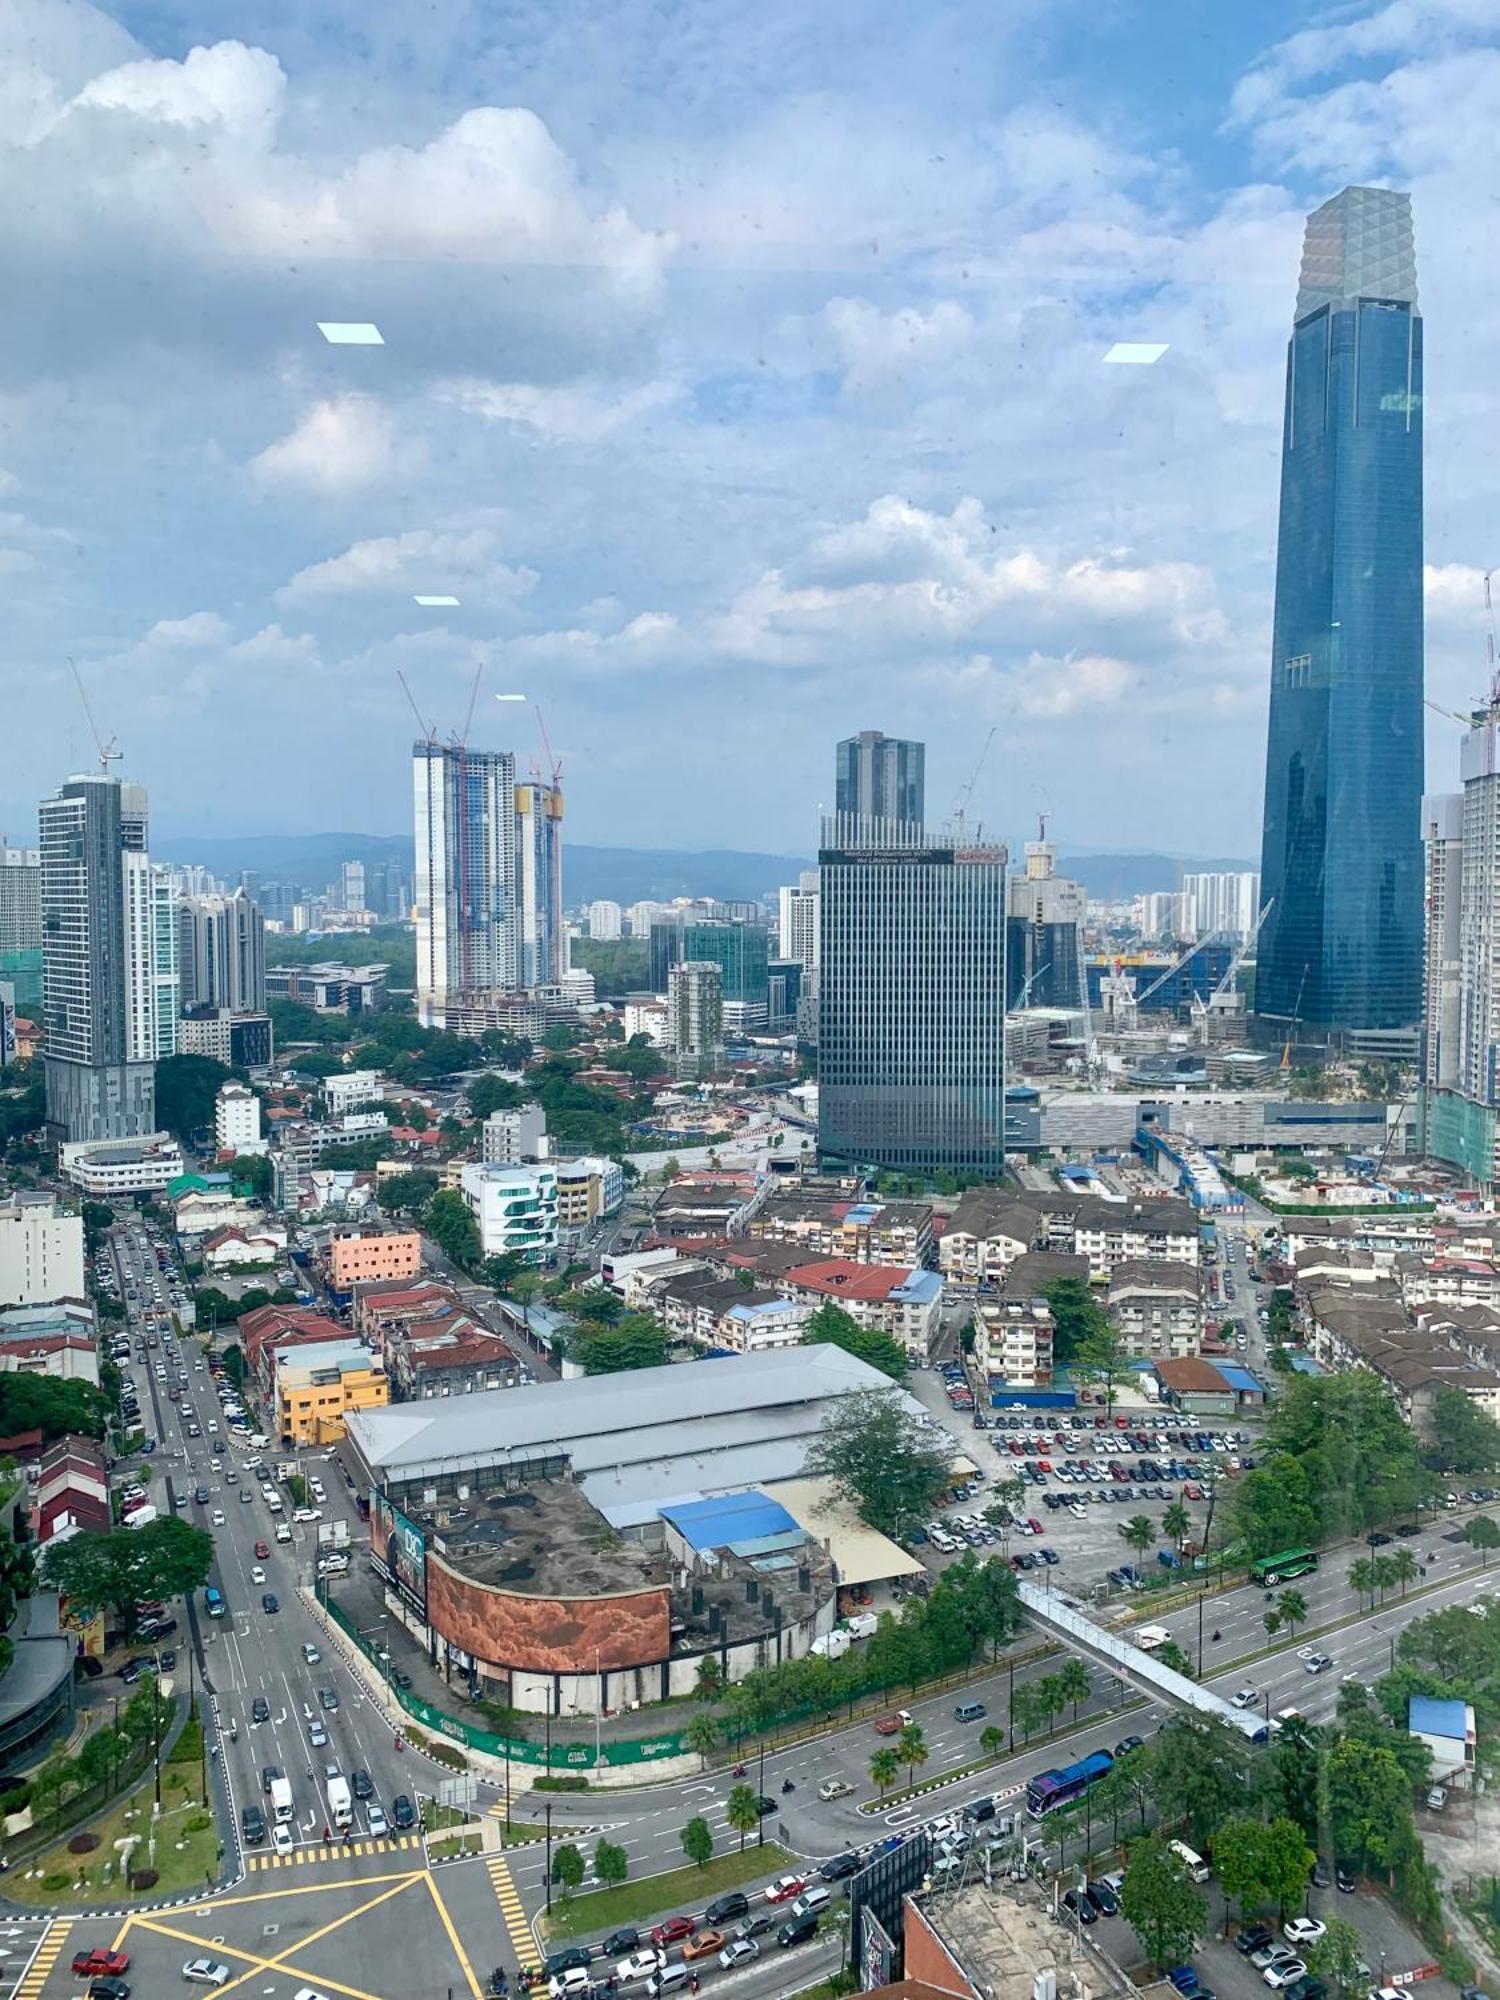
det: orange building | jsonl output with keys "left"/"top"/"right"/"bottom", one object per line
{"left": 328, "top": 1230, "right": 422, "bottom": 1290}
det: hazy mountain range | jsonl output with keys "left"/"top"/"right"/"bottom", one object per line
{"left": 153, "top": 834, "right": 1256, "bottom": 906}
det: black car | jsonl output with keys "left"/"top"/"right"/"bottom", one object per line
{"left": 261, "top": 1765, "right": 281, "bottom": 1795}
{"left": 351, "top": 1767, "right": 374, "bottom": 1800}
{"left": 87, "top": 1981, "right": 130, "bottom": 2000}
{"left": 1285, "top": 1980, "right": 1328, "bottom": 2000}
{"left": 706, "top": 1892, "right": 750, "bottom": 1924}
{"left": 602, "top": 1930, "right": 639, "bottom": 1958}
{"left": 261, "top": 1592, "right": 279, "bottom": 1614}
{"left": 157, "top": 1648, "right": 176, "bottom": 1671}
{"left": 1086, "top": 1880, "right": 1120, "bottom": 1918}
{"left": 541, "top": 1947, "right": 593, "bottom": 1979}
{"left": 241, "top": 1804, "right": 267, "bottom": 1845}
{"left": 1113, "top": 1735, "right": 1145, "bottom": 1757}
{"left": 1365, "top": 1531, "right": 1392, "bottom": 1546}
{"left": 1335, "top": 1862, "right": 1356, "bottom": 1893}
{"left": 777, "top": 1915, "right": 819, "bottom": 1949}
{"left": 1235, "top": 1927, "right": 1275, "bottom": 1957}
{"left": 754, "top": 1794, "right": 778, "bottom": 1817}
{"left": 118, "top": 1657, "right": 150, "bottom": 1685}
{"left": 251, "top": 1696, "right": 270, "bottom": 1724}
{"left": 194, "top": 1486, "right": 210, "bottom": 1504}
{"left": 391, "top": 1794, "right": 416, "bottom": 1830}
{"left": 1396, "top": 1523, "right": 1420, "bottom": 1537}
{"left": 1310, "top": 1860, "right": 1330, "bottom": 1889}
{"left": 1062, "top": 1890, "right": 1097, "bottom": 1926}
{"left": 820, "top": 1852, "right": 862, "bottom": 1881}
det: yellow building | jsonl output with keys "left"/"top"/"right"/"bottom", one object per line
{"left": 273, "top": 1339, "right": 388, "bottom": 1446}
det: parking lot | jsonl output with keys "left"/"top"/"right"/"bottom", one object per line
{"left": 906, "top": 1364, "right": 1264, "bottom": 1595}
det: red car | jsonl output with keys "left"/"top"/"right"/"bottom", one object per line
{"left": 1026, "top": 1517, "right": 1043, "bottom": 1535}
{"left": 72, "top": 1950, "right": 130, "bottom": 1978}
{"left": 254, "top": 1541, "right": 270, "bottom": 1560}
{"left": 765, "top": 1874, "right": 806, "bottom": 1903}
{"left": 650, "top": 1916, "right": 697, "bottom": 1947}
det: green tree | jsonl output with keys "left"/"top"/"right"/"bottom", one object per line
{"left": 1011, "top": 1682, "right": 1047, "bottom": 1743}
{"left": 1057, "top": 1657, "right": 1092, "bottom": 1724}
{"left": 725, "top": 1783, "right": 762, "bottom": 1851}
{"left": 466, "top": 1074, "right": 531, "bottom": 1121}
{"left": 1156, "top": 1640, "right": 1196, "bottom": 1680}
{"left": 1120, "top": 1515, "right": 1155, "bottom": 1559}
{"left": 594, "top": 1837, "right": 629, "bottom": 1889}
{"left": 1256, "top": 1714, "right": 1322, "bottom": 1844}
{"left": 154, "top": 1053, "right": 231, "bottom": 1137}
{"left": 424, "top": 1189, "right": 481, "bottom": 1268}
{"left": 1464, "top": 1514, "right": 1500, "bottom": 1566}
{"left": 80, "top": 1201, "right": 114, "bottom": 1251}
{"left": 1042, "top": 1277, "right": 1108, "bottom": 1367}
{"left": 1233, "top": 1373, "right": 1423, "bottom": 1549}
{"left": 1325, "top": 1736, "right": 1411, "bottom": 1873}
{"left": 550, "top": 1842, "right": 584, "bottom": 1896}
{"left": 802, "top": 1300, "right": 909, "bottom": 1382}
{"left": 979, "top": 1724, "right": 1004, "bottom": 1762}
{"left": 41, "top": 1516, "right": 214, "bottom": 1627}
{"left": 805, "top": 1387, "right": 955, "bottom": 1540}
{"left": 1162, "top": 1499, "right": 1192, "bottom": 1550}
{"left": 1428, "top": 1384, "right": 1500, "bottom": 1474}
{"left": 232, "top": 1152, "right": 275, "bottom": 1200}
{"left": 868, "top": 1747, "right": 901, "bottom": 1799}
{"left": 222, "top": 1343, "right": 245, "bottom": 1390}
{"left": 1121, "top": 1834, "right": 1206, "bottom": 1972}
{"left": 1348, "top": 1556, "right": 1378, "bottom": 1609}
{"left": 1275, "top": 1588, "right": 1308, "bottom": 1638}
{"left": 685, "top": 1712, "right": 719, "bottom": 1769}
{"left": 1308, "top": 1918, "right": 1367, "bottom": 2000}
{"left": 0, "top": 1372, "right": 108, "bottom": 1443}
{"left": 680, "top": 1814, "right": 714, "bottom": 1869}
{"left": 1145, "top": 1716, "right": 1251, "bottom": 1851}
{"left": 694, "top": 1656, "right": 726, "bottom": 1703}
{"left": 1212, "top": 1815, "right": 1313, "bottom": 1920}
{"left": 896, "top": 1721, "right": 928, "bottom": 1787}
{"left": 1074, "top": 1319, "right": 1132, "bottom": 1416}
{"left": 378, "top": 1171, "right": 440, "bottom": 1217}
{"left": 572, "top": 1314, "right": 669, "bottom": 1374}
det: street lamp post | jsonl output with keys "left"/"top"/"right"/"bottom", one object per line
{"left": 544, "top": 1802, "right": 553, "bottom": 1915}
{"left": 757, "top": 1734, "right": 766, "bottom": 1847}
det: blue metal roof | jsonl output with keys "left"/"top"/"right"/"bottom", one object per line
{"left": 1409, "top": 1696, "right": 1469, "bottom": 1739}
{"left": 660, "top": 1492, "right": 799, "bottom": 1550}
{"left": 1214, "top": 1364, "right": 1264, "bottom": 1393}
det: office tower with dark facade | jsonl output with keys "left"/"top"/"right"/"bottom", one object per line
{"left": 412, "top": 743, "right": 518, "bottom": 1025}
{"left": 818, "top": 815, "right": 1007, "bottom": 1173}
{"left": 1005, "top": 830, "right": 1084, "bottom": 1012}
{"left": 40, "top": 774, "right": 157, "bottom": 1142}
{"left": 681, "top": 919, "right": 770, "bottom": 1029}
{"left": 0, "top": 848, "right": 43, "bottom": 1010}
{"left": 835, "top": 731, "right": 925, "bottom": 828}
{"left": 1256, "top": 186, "right": 1424, "bottom": 1049}
{"left": 648, "top": 919, "right": 683, "bottom": 994}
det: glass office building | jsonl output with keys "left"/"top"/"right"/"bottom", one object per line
{"left": 835, "top": 731, "right": 925, "bottom": 828}
{"left": 818, "top": 815, "right": 1007, "bottom": 1173}
{"left": 1256, "top": 186, "right": 1424, "bottom": 1043}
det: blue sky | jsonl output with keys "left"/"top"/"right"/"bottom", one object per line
{"left": 2, "top": 0, "right": 1498, "bottom": 854}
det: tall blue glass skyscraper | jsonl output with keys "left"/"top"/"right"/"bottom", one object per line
{"left": 1256, "top": 186, "right": 1424, "bottom": 1044}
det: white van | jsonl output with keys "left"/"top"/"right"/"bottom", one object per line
{"left": 790, "top": 1886, "right": 830, "bottom": 1919}
{"left": 1134, "top": 1625, "right": 1171, "bottom": 1652}
{"left": 1169, "top": 1839, "right": 1210, "bottom": 1884}
{"left": 269, "top": 1775, "right": 294, "bottom": 1825}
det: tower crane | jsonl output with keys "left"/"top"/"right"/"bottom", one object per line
{"left": 398, "top": 671, "right": 437, "bottom": 745}
{"left": 951, "top": 725, "right": 997, "bottom": 836}
{"left": 533, "top": 703, "right": 563, "bottom": 790}
{"left": 67, "top": 658, "right": 121, "bottom": 772}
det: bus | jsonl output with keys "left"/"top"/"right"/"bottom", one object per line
{"left": 1026, "top": 1749, "right": 1113, "bottom": 1819}
{"left": 1249, "top": 1547, "right": 1318, "bottom": 1587}
{"left": 204, "top": 1585, "right": 225, "bottom": 1619}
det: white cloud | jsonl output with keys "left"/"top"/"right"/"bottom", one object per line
{"left": 278, "top": 522, "right": 538, "bottom": 608}
{"left": 0, "top": 469, "right": 18, "bottom": 497}
{"left": 793, "top": 298, "right": 977, "bottom": 396}
{"left": 249, "top": 396, "right": 400, "bottom": 496}
{"left": 141, "top": 610, "right": 231, "bottom": 649}
{"left": 437, "top": 378, "right": 680, "bottom": 443}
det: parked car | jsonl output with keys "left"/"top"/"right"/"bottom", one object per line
{"left": 648, "top": 1916, "right": 696, "bottom": 1947}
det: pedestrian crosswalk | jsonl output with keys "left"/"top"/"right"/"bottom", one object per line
{"left": 14, "top": 1920, "right": 71, "bottom": 2000}
{"left": 248, "top": 1833, "right": 423, "bottom": 1869}
{"left": 485, "top": 1853, "right": 536, "bottom": 1971}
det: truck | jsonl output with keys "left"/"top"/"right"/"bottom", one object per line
{"left": 810, "top": 1629, "right": 851, "bottom": 1661}
{"left": 317, "top": 1519, "right": 351, "bottom": 1550}
{"left": 873, "top": 1708, "right": 914, "bottom": 1736}
{"left": 269, "top": 1775, "right": 293, "bottom": 1825}
{"left": 846, "top": 1612, "right": 878, "bottom": 1641}
{"left": 1134, "top": 1624, "right": 1171, "bottom": 1652}
{"left": 326, "top": 1775, "right": 352, "bottom": 1830}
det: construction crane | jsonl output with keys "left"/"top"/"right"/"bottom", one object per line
{"left": 67, "top": 658, "right": 121, "bottom": 772}
{"left": 398, "top": 671, "right": 437, "bottom": 745}
{"left": 455, "top": 660, "right": 485, "bottom": 747}
{"left": 1134, "top": 934, "right": 1214, "bottom": 1009}
{"left": 1011, "top": 959, "right": 1053, "bottom": 1011}
{"left": 1425, "top": 697, "right": 1471, "bottom": 728}
{"left": 1280, "top": 962, "right": 1309, "bottom": 1072}
{"left": 951, "top": 725, "right": 997, "bottom": 836}
{"left": 1207, "top": 900, "right": 1273, "bottom": 1002}
{"left": 533, "top": 703, "right": 563, "bottom": 790}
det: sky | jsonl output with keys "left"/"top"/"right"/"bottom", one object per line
{"left": 3, "top": 0, "right": 1499, "bottom": 854}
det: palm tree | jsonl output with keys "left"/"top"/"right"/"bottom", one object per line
{"left": 1056, "top": 1658, "right": 1092, "bottom": 1724}
{"left": 694, "top": 1656, "right": 726, "bottom": 1703}
{"left": 725, "top": 1782, "right": 763, "bottom": 1851}
{"left": 1372, "top": 1554, "right": 1398, "bottom": 1604}
{"left": 1121, "top": 1515, "right": 1155, "bottom": 1559}
{"left": 1162, "top": 1500, "right": 1192, "bottom": 1550}
{"left": 685, "top": 1711, "right": 719, "bottom": 1770}
{"left": 896, "top": 1722, "right": 928, "bottom": 1788}
{"left": 1036, "top": 1674, "right": 1068, "bottom": 1734}
{"left": 868, "top": 1747, "right": 900, "bottom": 1800}
{"left": 1010, "top": 1682, "right": 1046, "bottom": 1744}
{"left": 1389, "top": 1546, "right": 1420, "bottom": 1595}
{"left": 1347, "top": 1557, "right": 1377, "bottom": 1609}
{"left": 1276, "top": 1587, "right": 1308, "bottom": 1637}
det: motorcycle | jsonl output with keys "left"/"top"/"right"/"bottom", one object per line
{"left": 1211, "top": 1630, "right": 1221, "bottom": 1643}
{"left": 732, "top": 1763, "right": 747, "bottom": 1778}
{"left": 781, "top": 1778, "right": 795, "bottom": 1794}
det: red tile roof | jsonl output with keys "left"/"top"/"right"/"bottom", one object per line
{"left": 785, "top": 1259, "right": 910, "bottom": 1302}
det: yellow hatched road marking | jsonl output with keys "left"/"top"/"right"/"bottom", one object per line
{"left": 484, "top": 1854, "right": 535, "bottom": 1967}
{"left": 15, "top": 1920, "right": 71, "bottom": 2000}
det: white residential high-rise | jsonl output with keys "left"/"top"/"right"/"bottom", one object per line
{"left": 1180, "top": 871, "right": 1262, "bottom": 941}
{"left": 777, "top": 874, "right": 820, "bottom": 968}
{"left": 214, "top": 1081, "right": 263, "bottom": 1156}
{"left": 516, "top": 780, "right": 565, "bottom": 988}
{"left": 150, "top": 867, "right": 179, "bottom": 1058}
{"left": 178, "top": 890, "right": 266, "bottom": 1014}
{"left": 625, "top": 900, "right": 669, "bottom": 935}
{"left": 40, "top": 773, "right": 157, "bottom": 1142}
{"left": 1422, "top": 794, "right": 1463, "bottom": 1095}
{"left": 413, "top": 743, "right": 518, "bottom": 1024}
{"left": 0, "top": 1195, "right": 84, "bottom": 1306}
{"left": 586, "top": 900, "right": 622, "bottom": 941}
{"left": 340, "top": 860, "right": 366, "bottom": 912}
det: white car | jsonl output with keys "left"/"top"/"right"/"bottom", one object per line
{"left": 251, "top": 1565, "right": 266, "bottom": 1585}
{"left": 301, "top": 1642, "right": 322, "bottom": 1664}
{"left": 817, "top": 1777, "right": 855, "bottom": 1801}
{"left": 293, "top": 1989, "right": 333, "bottom": 2000}
{"left": 1284, "top": 1919, "right": 1326, "bottom": 1947}
{"left": 292, "top": 1507, "right": 321, "bottom": 1523}
{"left": 367, "top": 1804, "right": 389, "bottom": 1836}
{"left": 1229, "top": 1687, "right": 1260, "bottom": 1710}
{"left": 183, "top": 1960, "right": 231, "bottom": 1987}
{"left": 1264, "top": 1959, "right": 1308, "bottom": 1989}
{"left": 616, "top": 1949, "right": 665, "bottom": 1985}
{"left": 276, "top": 1524, "right": 292, "bottom": 1543}
{"left": 211, "top": 1509, "right": 226, "bottom": 1526}
{"left": 272, "top": 1824, "right": 295, "bottom": 1856}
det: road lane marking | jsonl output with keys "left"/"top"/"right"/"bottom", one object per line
{"left": 11, "top": 1920, "right": 70, "bottom": 2000}
{"left": 484, "top": 1853, "right": 537, "bottom": 1971}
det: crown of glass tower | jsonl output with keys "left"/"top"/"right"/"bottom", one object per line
{"left": 1255, "top": 186, "right": 1424, "bottom": 1042}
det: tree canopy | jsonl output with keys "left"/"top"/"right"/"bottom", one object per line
{"left": 571, "top": 1314, "right": 669, "bottom": 1374}
{"left": 0, "top": 1372, "right": 109, "bottom": 1443}
{"left": 154, "top": 1053, "right": 232, "bottom": 1137}
{"left": 805, "top": 1387, "right": 955, "bottom": 1539}
{"left": 41, "top": 1516, "right": 214, "bottom": 1624}
{"left": 424, "top": 1188, "right": 481, "bottom": 1268}
{"left": 802, "top": 1300, "right": 908, "bottom": 1381}
{"left": 1427, "top": 1384, "right": 1500, "bottom": 1474}
{"left": 466, "top": 1073, "right": 531, "bottom": 1121}
{"left": 1121, "top": 1834, "right": 1206, "bottom": 1971}
{"left": 1226, "top": 1372, "right": 1422, "bottom": 1553}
